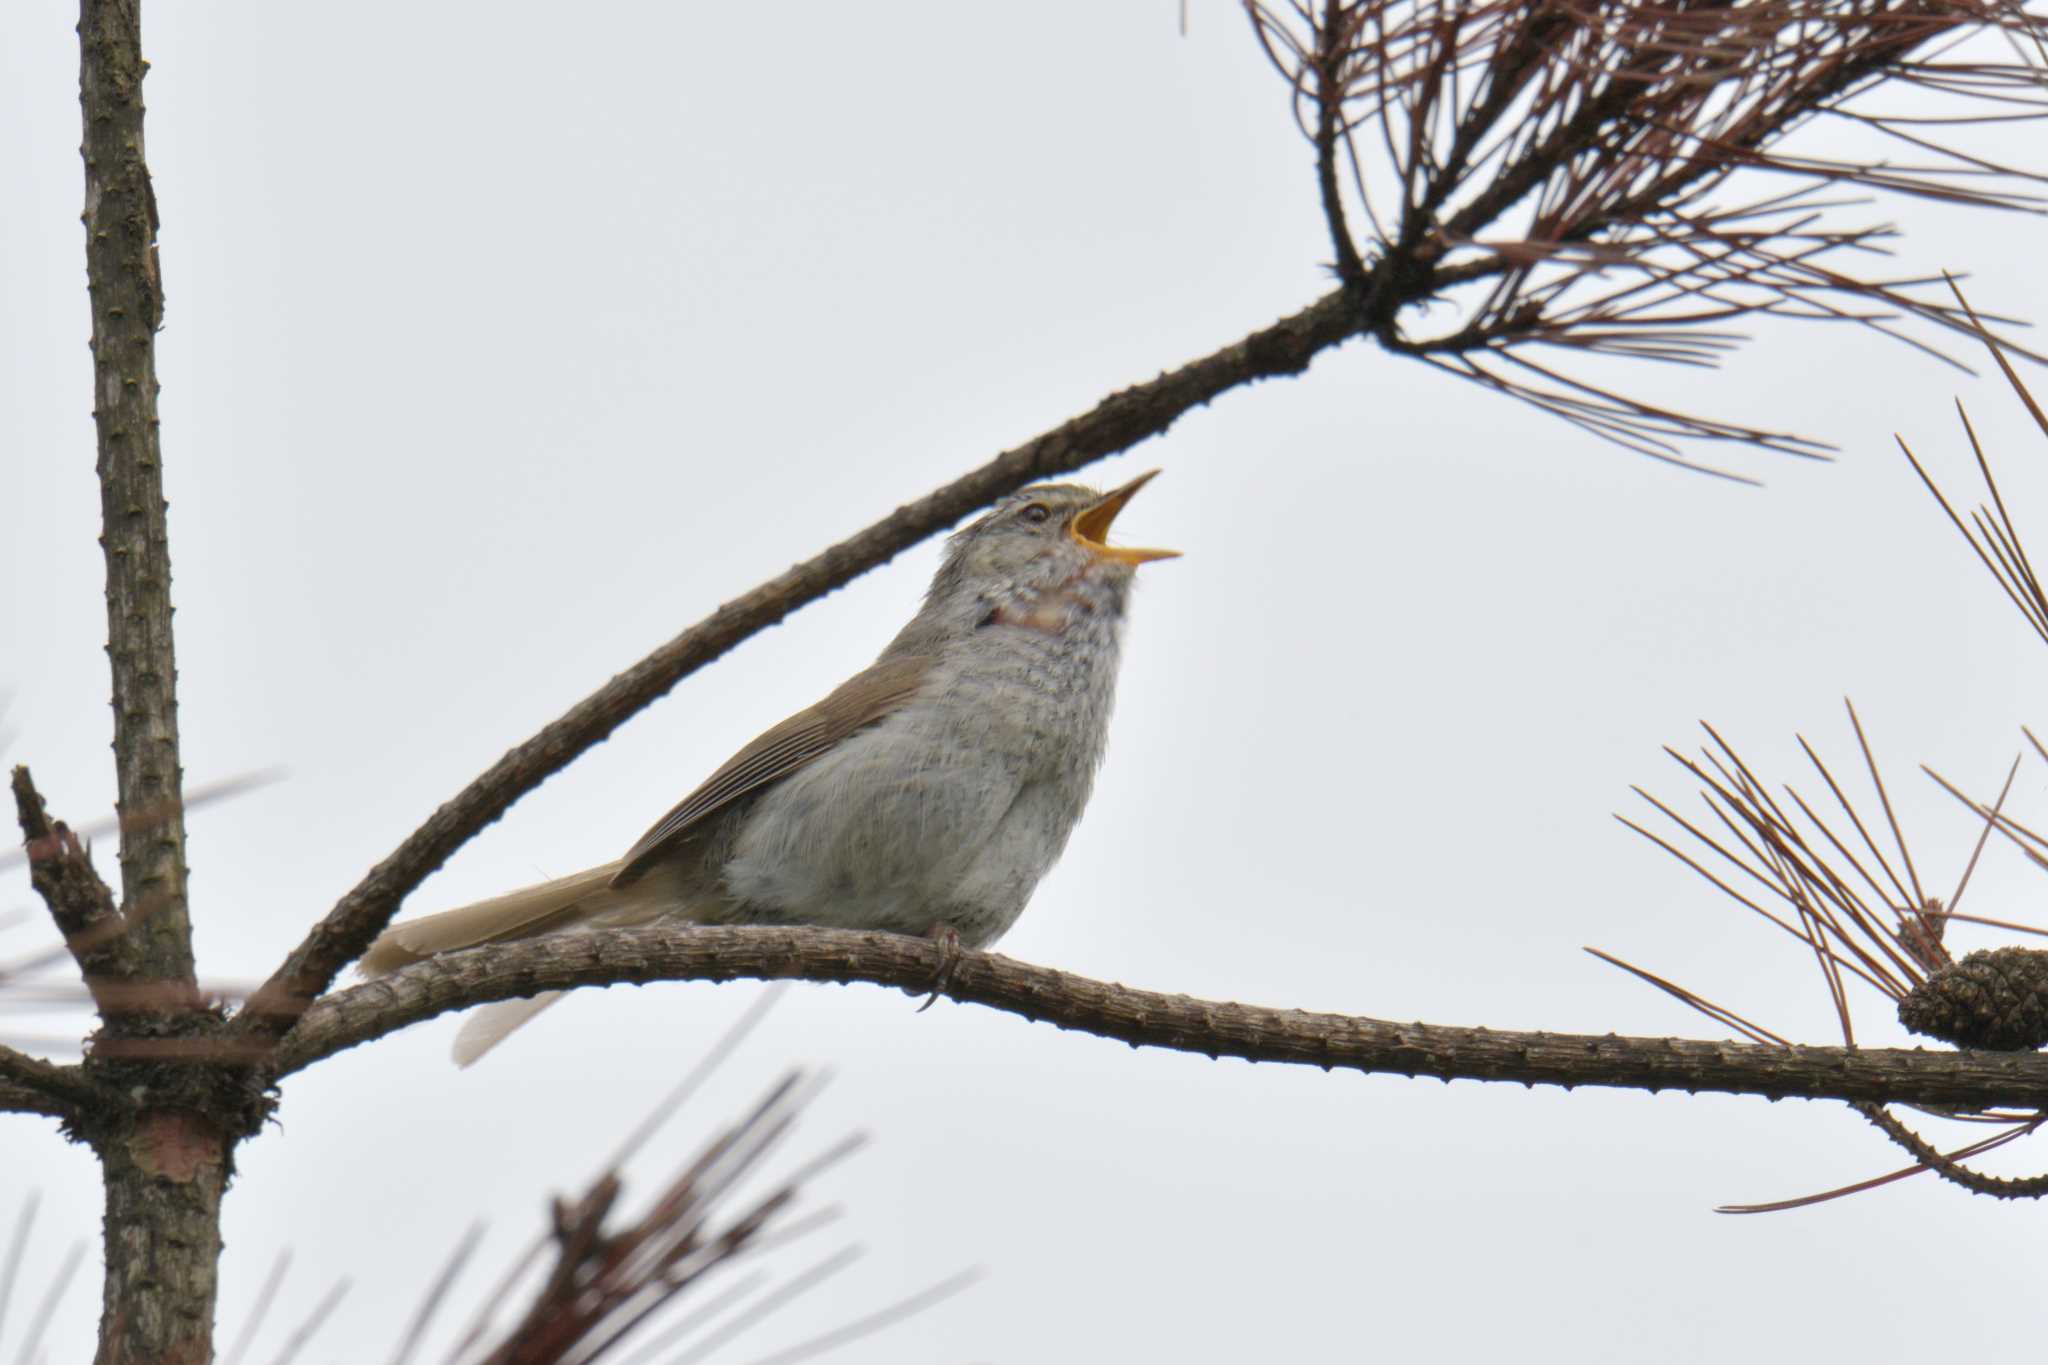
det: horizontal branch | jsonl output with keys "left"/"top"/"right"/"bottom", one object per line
{"left": 0, "top": 1045, "right": 99, "bottom": 1120}
{"left": 233, "top": 284, "right": 1369, "bottom": 1044}
{"left": 271, "top": 926, "right": 2048, "bottom": 1111}
{"left": 0, "top": 1081, "right": 72, "bottom": 1121}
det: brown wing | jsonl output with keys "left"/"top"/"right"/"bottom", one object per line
{"left": 608, "top": 654, "right": 936, "bottom": 888}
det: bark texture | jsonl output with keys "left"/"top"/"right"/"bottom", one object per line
{"left": 80, "top": 0, "right": 192, "bottom": 983}
{"left": 75, "top": 4, "right": 214, "bottom": 1361}
{"left": 12, "top": 765, "right": 137, "bottom": 1010}
{"left": 93, "top": 1111, "right": 227, "bottom": 1365}
{"left": 273, "top": 926, "right": 2048, "bottom": 1112}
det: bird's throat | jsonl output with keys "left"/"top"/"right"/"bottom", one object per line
{"left": 986, "top": 579, "right": 1112, "bottom": 636}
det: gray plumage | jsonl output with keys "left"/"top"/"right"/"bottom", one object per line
{"left": 361, "top": 473, "right": 1176, "bottom": 1064}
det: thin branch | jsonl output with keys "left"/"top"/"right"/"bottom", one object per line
{"left": 1718, "top": 1109, "right": 2042, "bottom": 1212}
{"left": 229, "top": 283, "right": 1374, "bottom": 1043}
{"left": 1247, "top": 0, "right": 2048, "bottom": 459}
{"left": 267, "top": 925, "right": 2048, "bottom": 1112}
{"left": 1856, "top": 1103, "right": 2048, "bottom": 1198}
{"left": 1313, "top": 0, "right": 1371, "bottom": 284}
{"left": 10, "top": 765, "right": 141, "bottom": 1021}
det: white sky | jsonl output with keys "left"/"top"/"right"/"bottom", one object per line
{"left": 6, "top": 2, "right": 2048, "bottom": 1360}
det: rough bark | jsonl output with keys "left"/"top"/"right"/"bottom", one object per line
{"left": 80, "top": 0, "right": 192, "bottom": 985}
{"left": 92, "top": 1110, "right": 228, "bottom": 1365}
{"left": 11, "top": 765, "right": 137, "bottom": 1014}
{"left": 271, "top": 926, "right": 2048, "bottom": 1112}
{"left": 75, "top": 3, "right": 213, "bottom": 1361}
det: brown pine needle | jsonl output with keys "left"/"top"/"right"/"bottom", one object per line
{"left": 264, "top": 1279, "right": 350, "bottom": 1365}
{"left": 223, "top": 1250, "right": 292, "bottom": 1365}
{"left": 1947, "top": 753, "right": 2021, "bottom": 915}
{"left": 0, "top": 1194, "right": 35, "bottom": 1346}
{"left": 738, "top": 1267, "right": 985, "bottom": 1365}
{"left": 1846, "top": 699, "right": 1928, "bottom": 910}
{"left": 1716, "top": 1117, "right": 2040, "bottom": 1213}
{"left": 1941, "top": 909, "right": 2048, "bottom": 938}
{"left": 385, "top": 1225, "right": 482, "bottom": 1365}
{"left": 13, "top": 1239, "right": 85, "bottom": 1365}
{"left": 1583, "top": 949, "right": 1792, "bottom": 1047}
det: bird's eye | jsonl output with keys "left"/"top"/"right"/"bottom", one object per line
{"left": 1019, "top": 503, "right": 1052, "bottom": 526}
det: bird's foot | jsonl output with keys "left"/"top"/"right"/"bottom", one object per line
{"left": 915, "top": 925, "right": 963, "bottom": 1014}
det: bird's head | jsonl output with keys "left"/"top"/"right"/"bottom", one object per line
{"left": 942, "top": 470, "right": 1179, "bottom": 600}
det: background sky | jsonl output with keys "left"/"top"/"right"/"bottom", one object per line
{"left": 7, "top": 3, "right": 2048, "bottom": 1361}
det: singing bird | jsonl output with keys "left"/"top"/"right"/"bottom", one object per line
{"left": 362, "top": 471, "right": 1177, "bottom": 1063}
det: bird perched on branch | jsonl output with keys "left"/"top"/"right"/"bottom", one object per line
{"left": 362, "top": 471, "right": 1178, "bottom": 1063}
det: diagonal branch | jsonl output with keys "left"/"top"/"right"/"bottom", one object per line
{"left": 11, "top": 765, "right": 135, "bottom": 1019}
{"left": 269, "top": 925, "right": 2048, "bottom": 1112}
{"left": 229, "top": 284, "right": 1374, "bottom": 1043}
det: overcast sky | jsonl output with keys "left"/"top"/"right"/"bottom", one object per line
{"left": 7, "top": 3, "right": 2048, "bottom": 1361}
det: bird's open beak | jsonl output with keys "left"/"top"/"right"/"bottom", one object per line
{"left": 1071, "top": 470, "right": 1180, "bottom": 566}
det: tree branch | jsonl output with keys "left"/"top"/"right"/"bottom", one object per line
{"left": 1247, "top": 0, "right": 2048, "bottom": 465}
{"left": 269, "top": 926, "right": 2048, "bottom": 1112}
{"left": 0, "top": 1046, "right": 105, "bottom": 1120}
{"left": 80, "top": 0, "right": 193, "bottom": 991}
{"left": 12, "top": 765, "right": 136, "bottom": 1019}
{"left": 232, "top": 284, "right": 1372, "bottom": 1042}
{"left": 0, "top": 1080, "right": 75, "bottom": 1121}
{"left": 1855, "top": 1103, "right": 2048, "bottom": 1199}
{"left": 1312, "top": 1, "right": 1369, "bottom": 285}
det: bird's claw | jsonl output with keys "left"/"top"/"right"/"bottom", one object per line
{"left": 916, "top": 926, "right": 963, "bottom": 1013}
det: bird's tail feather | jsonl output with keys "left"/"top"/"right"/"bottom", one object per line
{"left": 360, "top": 861, "right": 632, "bottom": 974}
{"left": 453, "top": 992, "right": 565, "bottom": 1068}
{"left": 359, "top": 858, "right": 672, "bottom": 1064}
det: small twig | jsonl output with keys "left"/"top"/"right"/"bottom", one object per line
{"left": 1718, "top": 1112, "right": 2043, "bottom": 1213}
{"left": 1855, "top": 1103, "right": 2048, "bottom": 1199}
{"left": 1312, "top": 1, "right": 1371, "bottom": 285}
{"left": 10, "top": 766, "right": 135, "bottom": 1018}
{"left": 1247, "top": 0, "right": 2048, "bottom": 461}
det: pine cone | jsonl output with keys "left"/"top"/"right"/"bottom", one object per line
{"left": 1898, "top": 947, "right": 2048, "bottom": 1051}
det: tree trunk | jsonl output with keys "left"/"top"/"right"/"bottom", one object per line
{"left": 92, "top": 1112, "right": 228, "bottom": 1365}
{"left": 77, "top": 0, "right": 217, "bottom": 1356}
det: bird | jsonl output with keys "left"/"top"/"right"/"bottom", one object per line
{"left": 361, "top": 470, "right": 1178, "bottom": 1064}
